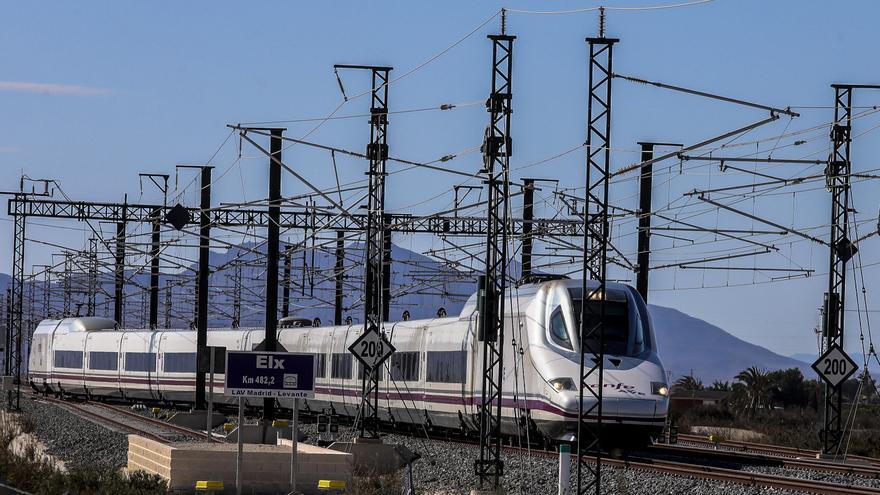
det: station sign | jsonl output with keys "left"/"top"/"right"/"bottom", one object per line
{"left": 349, "top": 329, "right": 395, "bottom": 369}
{"left": 812, "top": 344, "right": 858, "bottom": 388}
{"left": 225, "top": 351, "right": 315, "bottom": 399}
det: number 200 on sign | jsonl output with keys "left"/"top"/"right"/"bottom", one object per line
{"left": 360, "top": 341, "right": 384, "bottom": 357}
{"left": 823, "top": 358, "right": 848, "bottom": 375}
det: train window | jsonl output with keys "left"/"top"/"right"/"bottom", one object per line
{"left": 315, "top": 354, "right": 327, "bottom": 378}
{"left": 358, "top": 363, "right": 384, "bottom": 381}
{"left": 631, "top": 290, "right": 653, "bottom": 352}
{"left": 54, "top": 350, "right": 83, "bottom": 369}
{"left": 88, "top": 351, "right": 118, "bottom": 371}
{"left": 576, "top": 299, "right": 630, "bottom": 355}
{"left": 426, "top": 351, "right": 466, "bottom": 384}
{"left": 124, "top": 352, "right": 157, "bottom": 372}
{"left": 390, "top": 352, "right": 420, "bottom": 381}
{"left": 631, "top": 307, "right": 646, "bottom": 355}
{"left": 331, "top": 353, "right": 352, "bottom": 379}
{"left": 164, "top": 352, "right": 196, "bottom": 373}
{"left": 548, "top": 306, "right": 573, "bottom": 350}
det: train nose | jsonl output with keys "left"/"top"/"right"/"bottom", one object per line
{"left": 559, "top": 392, "right": 666, "bottom": 419}
{"left": 557, "top": 393, "right": 618, "bottom": 418}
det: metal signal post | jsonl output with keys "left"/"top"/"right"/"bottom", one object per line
{"left": 3, "top": 178, "right": 52, "bottom": 410}
{"left": 635, "top": 142, "right": 681, "bottom": 302}
{"left": 7, "top": 196, "right": 27, "bottom": 410}
{"left": 475, "top": 27, "right": 514, "bottom": 488}
{"left": 820, "top": 84, "right": 880, "bottom": 455}
{"left": 577, "top": 30, "right": 617, "bottom": 494}
{"left": 334, "top": 63, "right": 393, "bottom": 439}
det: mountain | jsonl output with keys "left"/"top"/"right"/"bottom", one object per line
{"left": 649, "top": 305, "right": 814, "bottom": 383}
{"left": 0, "top": 242, "right": 821, "bottom": 383}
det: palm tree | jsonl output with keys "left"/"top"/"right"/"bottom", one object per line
{"left": 735, "top": 366, "right": 770, "bottom": 415}
{"left": 674, "top": 374, "right": 703, "bottom": 393}
{"left": 710, "top": 380, "right": 731, "bottom": 391}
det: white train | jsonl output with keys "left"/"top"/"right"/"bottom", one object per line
{"left": 28, "top": 278, "right": 669, "bottom": 444}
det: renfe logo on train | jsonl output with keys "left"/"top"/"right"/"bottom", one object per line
{"left": 811, "top": 344, "right": 858, "bottom": 389}
{"left": 225, "top": 351, "right": 315, "bottom": 398}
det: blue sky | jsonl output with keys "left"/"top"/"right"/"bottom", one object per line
{"left": 3, "top": 0, "right": 880, "bottom": 359}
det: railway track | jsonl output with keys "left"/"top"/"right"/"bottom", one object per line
{"left": 24, "top": 392, "right": 880, "bottom": 493}
{"left": 32, "top": 394, "right": 215, "bottom": 445}
{"left": 423, "top": 435, "right": 880, "bottom": 494}
{"left": 607, "top": 455, "right": 880, "bottom": 495}
{"left": 648, "top": 442, "right": 880, "bottom": 478}
{"left": 678, "top": 433, "right": 880, "bottom": 467}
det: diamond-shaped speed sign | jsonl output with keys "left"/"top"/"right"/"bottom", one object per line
{"left": 812, "top": 344, "right": 858, "bottom": 388}
{"left": 349, "top": 330, "right": 395, "bottom": 370}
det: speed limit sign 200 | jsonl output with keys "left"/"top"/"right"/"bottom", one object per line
{"left": 349, "top": 329, "right": 395, "bottom": 369}
{"left": 812, "top": 345, "right": 858, "bottom": 388}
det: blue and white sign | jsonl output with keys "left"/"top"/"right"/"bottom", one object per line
{"left": 225, "top": 351, "right": 315, "bottom": 399}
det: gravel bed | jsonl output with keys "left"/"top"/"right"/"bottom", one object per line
{"left": 19, "top": 395, "right": 128, "bottom": 469}
{"left": 296, "top": 423, "right": 811, "bottom": 495}
{"left": 672, "top": 441, "right": 880, "bottom": 490}
{"left": 11, "top": 399, "right": 845, "bottom": 494}
{"left": 742, "top": 465, "right": 880, "bottom": 490}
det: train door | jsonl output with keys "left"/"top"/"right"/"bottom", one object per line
{"left": 29, "top": 332, "right": 48, "bottom": 387}
{"left": 312, "top": 330, "right": 332, "bottom": 411}
{"left": 120, "top": 332, "right": 156, "bottom": 400}
{"left": 335, "top": 324, "right": 356, "bottom": 417}
{"left": 467, "top": 311, "right": 480, "bottom": 420}
{"left": 115, "top": 331, "right": 124, "bottom": 397}
{"left": 392, "top": 323, "right": 426, "bottom": 425}
{"left": 154, "top": 332, "right": 167, "bottom": 400}
{"left": 83, "top": 332, "right": 94, "bottom": 396}
{"left": 77, "top": 331, "right": 88, "bottom": 394}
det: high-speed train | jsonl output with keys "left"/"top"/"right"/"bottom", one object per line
{"left": 27, "top": 278, "right": 669, "bottom": 444}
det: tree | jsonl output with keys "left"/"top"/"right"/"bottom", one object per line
{"left": 725, "top": 382, "right": 750, "bottom": 415}
{"left": 766, "top": 368, "right": 808, "bottom": 408}
{"left": 674, "top": 374, "right": 703, "bottom": 393}
{"left": 710, "top": 380, "right": 731, "bottom": 391}
{"left": 735, "top": 366, "right": 770, "bottom": 416}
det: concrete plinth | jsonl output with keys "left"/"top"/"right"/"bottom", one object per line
{"left": 328, "top": 437, "right": 419, "bottom": 475}
{"left": 127, "top": 434, "right": 351, "bottom": 494}
{"left": 167, "top": 410, "right": 226, "bottom": 431}
{"left": 225, "top": 423, "right": 307, "bottom": 444}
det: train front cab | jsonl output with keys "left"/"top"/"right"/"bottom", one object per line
{"left": 529, "top": 281, "right": 669, "bottom": 445}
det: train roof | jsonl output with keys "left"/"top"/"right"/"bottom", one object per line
{"left": 33, "top": 317, "right": 118, "bottom": 335}
{"left": 459, "top": 278, "right": 637, "bottom": 317}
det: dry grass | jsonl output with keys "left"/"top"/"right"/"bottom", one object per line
{"left": 0, "top": 409, "right": 168, "bottom": 494}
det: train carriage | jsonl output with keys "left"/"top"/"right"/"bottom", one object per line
{"left": 28, "top": 278, "right": 669, "bottom": 444}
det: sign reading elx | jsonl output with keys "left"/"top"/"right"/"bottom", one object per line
{"left": 225, "top": 351, "right": 315, "bottom": 399}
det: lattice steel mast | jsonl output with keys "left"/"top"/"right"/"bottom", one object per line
{"left": 820, "top": 83, "right": 880, "bottom": 455}
{"left": 577, "top": 10, "right": 616, "bottom": 494}
{"left": 3, "top": 178, "right": 51, "bottom": 410}
{"left": 333, "top": 63, "right": 392, "bottom": 439}
{"left": 7, "top": 196, "right": 26, "bottom": 410}
{"left": 475, "top": 13, "right": 514, "bottom": 488}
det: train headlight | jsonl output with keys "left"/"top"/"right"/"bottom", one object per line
{"left": 651, "top": 382, "right": 669, "bottom": 397}
{"left": 549, "top": 378, "right": 577, "bottom": 392}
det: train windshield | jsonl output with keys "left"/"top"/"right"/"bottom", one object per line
{"left": 570, "top": 287, "right": 647, "bottom": 357}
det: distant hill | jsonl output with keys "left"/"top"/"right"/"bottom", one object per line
{"left": 649, "top": 305, "right": 814, "bottom": 384}
{"left": 0, "top": 242, "right": 822, "bottom": 384}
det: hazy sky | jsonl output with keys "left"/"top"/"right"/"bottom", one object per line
{"left": 2, "top": 0, "right": 880, "bottom": 359}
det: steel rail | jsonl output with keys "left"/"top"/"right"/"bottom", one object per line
{"left": 31, "top": 393, "right": 217, "bottom": 444}
{"left": 649, "top": 443, "right": 880, "bottom": 478}
{"left": 35, "top": 395, "right": 172, "bottom": 444}
{"left": 678, "top": 433, "right": 880, "bottom": 467}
